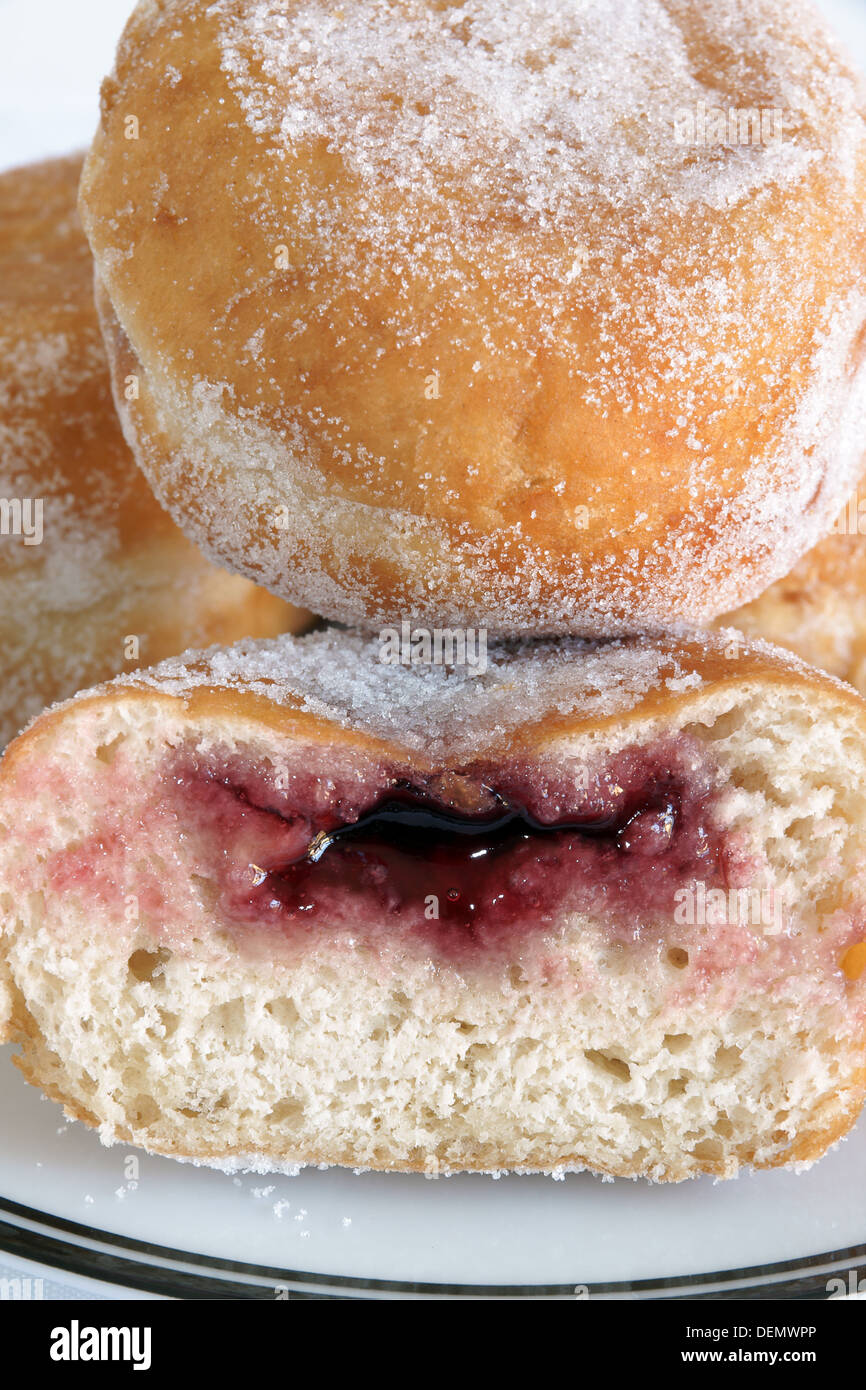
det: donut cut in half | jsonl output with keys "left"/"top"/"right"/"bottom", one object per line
{"left": 1, "top": 628, "right": 866, "bottom": 1179}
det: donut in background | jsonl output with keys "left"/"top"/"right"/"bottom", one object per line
{"left": 720, "top": 483, "right": 866, "bottom": 694}
{"left": 0, "top": 153, "right": 313, "bottom": 748}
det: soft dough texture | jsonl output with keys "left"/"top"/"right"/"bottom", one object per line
{"left": 720, "top": 486, "right": 866, "bottom": 694}
{"left": 2, "top": 627, "right": 866, "bottom": 1181}
{"left": 79, "top": 0, "right": 866, "bottom": 635}
{"left": 0, "top": 153, "right": 311, "bottom": 748}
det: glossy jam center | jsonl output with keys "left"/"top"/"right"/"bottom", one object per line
{"left": 266, "top": 787, "right": 678, "bottom": 925}
{"left": 169, "top": 737, "right": 737, "bottom": 948}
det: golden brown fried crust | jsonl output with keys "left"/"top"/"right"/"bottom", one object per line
{"left": 4, "top": 625, "right": 859, "bottom": 771}
{"left": 0, "top": 155, "right": 171, "bottom": 551}
{"left": 80, "top": 0, "right": 866, "bottom": 633}
{"left": 720, "top": 512, "right": 866, "bottom": 691}
{"left": 0, "top": 155, "right": 312, "bottom": 743}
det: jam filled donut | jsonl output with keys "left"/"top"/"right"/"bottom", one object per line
{"left": 0, "top": 154, "right": 311, "bottom": 748}
{"left": 719, "top": 484, "right": 866, "bottom": 694}
{"left": 3, "top": 626, "right": 866, "bottom": 1180}
{"left": 79, "top": 0, "right": 866, "bottom": 635}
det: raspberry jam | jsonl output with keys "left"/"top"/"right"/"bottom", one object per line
{"left": 262, "top": 787, "right": 681, "bottom": 927}
{"left": 169, "top": 735, "right": 743, "bottom": 952}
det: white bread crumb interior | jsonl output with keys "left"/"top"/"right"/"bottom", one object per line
{"left": 1, "top": 628, "right": 865, "bottom": 1181}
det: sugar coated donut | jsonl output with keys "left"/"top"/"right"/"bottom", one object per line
{"left": 3, "top": 625, "right": 866, "bottom": 1179}
{"left": 0, "top": 153, "right": 312, "bottom": 747}
{"left": 720, "top": 482, "right": 866, "bottom": 694}
{"left": 79, "top": 0, "right": 866, "bottom": 635}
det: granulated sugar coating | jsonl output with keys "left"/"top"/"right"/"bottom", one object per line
{"left": 80, "top": 0, "right": 866, "bottom": 634}
{"left": 0, "top": 155, "right": 170, "bottom": 743}
{"left": 0, "top": 159, "right": 130, "bottom": 587}
{"left": 111, "top": 623, "right": 824, "bottom": 758}
{"left": 120, "top": 628, "right": 683, "bottom": 752}
{"left": 216, "top": 0, "right": 837, "bottom": 218}
{"left": 0, "top": 155, "right": 301, "bottom": 748}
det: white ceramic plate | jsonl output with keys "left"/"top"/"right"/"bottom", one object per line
{"left": 2, "top": 0, "right": 866, "bottom": 1300}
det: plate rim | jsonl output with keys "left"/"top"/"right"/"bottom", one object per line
{"left": 1, "top": 1195, "right": 863, "bottom": 1300}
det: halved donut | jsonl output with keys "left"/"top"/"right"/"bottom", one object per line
{"left": 1, "top": 628, "right": 865, "bottom": 1179}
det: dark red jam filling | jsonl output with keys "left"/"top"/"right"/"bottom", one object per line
{"left": 168, "top": 737, "right": 747, "bottom": 952}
